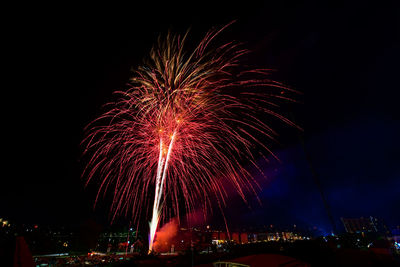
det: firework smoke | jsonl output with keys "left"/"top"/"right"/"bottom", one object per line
{"left": 83, "top": 23, "right": 300, "bottom": 253}
{"left": 152, "top": 218, "right": 179, "bottom": 253}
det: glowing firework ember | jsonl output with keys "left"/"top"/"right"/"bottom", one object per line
{"left": 82, "top": 23, "right": 300, "bottom": 253}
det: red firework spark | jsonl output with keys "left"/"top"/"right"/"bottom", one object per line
{"left": 82, "top": 23, "right": 300, "bottom": 251}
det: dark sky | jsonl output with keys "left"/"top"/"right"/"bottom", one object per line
{"left": 3, "top": 2, "right": 399, "bottom": 232}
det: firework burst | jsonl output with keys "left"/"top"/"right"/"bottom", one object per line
{"left": 82, "top": 23, "right": 300, "bottom": 252}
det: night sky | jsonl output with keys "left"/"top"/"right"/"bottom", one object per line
{"left": 3, "top": 2, "right": 399, "bottom": 232}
